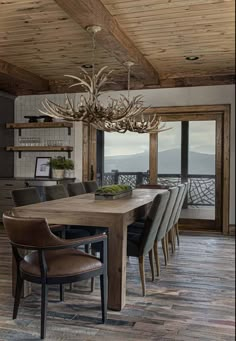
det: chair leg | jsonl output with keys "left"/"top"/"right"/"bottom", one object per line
{"left": 173, "top": 227, "right": 177, "bottom": 251}
{"left": 175, "top": 223, "right": 180, "bottom": 246}
{"left": 173, "top": 225, "right": 177, "bottom": 249}
{"left": 165, "top": 234, "right": 169, "bottom": 260}
{"left": 169, "top": 229, "right": 174, "bottom": 254}
{"left": 91, "top": 248, "right": 97, "bottom": 292}
{"left": 60, "top": 228, "right": 66, "bottom": 239}
{"left": 13, "top": 272, "right": 23, "bottom": 319}
{"left": 154, "top": 241, "right": 160, "bottom": 277}
{"left": 171, "top": 229, "right": 176, "bottom": 253}
{"left": 85, "top": 244, "right": 90, "bottom": 254}
{"left": 59, "top": 284, "right": 64, "bottom": 302}
{"left": 100, "top": 274, "right": 107, "bottom": 323}
{"left": 91, "top": 277, "right": 95, "bottom": 292}
{"left": 138, "top": 256, "right": 146, "bottom": 296}
{"left": 148, "top": 249, "right": 155, "bottom": 282}
{"left": 41, "top": 283, "right": 48, "bottom": 340}
{"left": 161, "top": 238, "right": 168, "bottom": 266}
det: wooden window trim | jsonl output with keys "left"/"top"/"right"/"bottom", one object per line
{"left": 148, "top": 104, "right": 230, "bottom": 235}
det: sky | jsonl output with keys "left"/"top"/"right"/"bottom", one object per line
{"left": 104, "top": 121, "right": 216, "bottom": 157}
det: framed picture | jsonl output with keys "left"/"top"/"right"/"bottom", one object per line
{"left": 35, "top": 157, "right": 51, "bottom": 178}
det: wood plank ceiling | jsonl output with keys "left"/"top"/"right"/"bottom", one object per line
{"left": 0, "top": 0, "right": 235, "bottom": 95}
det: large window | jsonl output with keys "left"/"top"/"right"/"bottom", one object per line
{"left": 157, "top": 122, "right": 181, "bottom": 174}
{"left": 189, "top": 121, "right": 216, "bottom": 175}
{"left": 103, "top": 131, "right": 149, "bottom": 187}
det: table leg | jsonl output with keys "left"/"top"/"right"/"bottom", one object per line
{"left": 108, "top": 216, "right": 127, "bottom": 311}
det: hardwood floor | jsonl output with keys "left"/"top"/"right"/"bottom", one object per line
{"left": 0, "top": 228, "right": 235, "bottom": 341}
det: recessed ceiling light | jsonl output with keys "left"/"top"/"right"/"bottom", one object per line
{"left": 185, "top": 56, "right": 199, "bottom": 61}
{"left": 81, "top": 64, "right": 93, "bottom": 69}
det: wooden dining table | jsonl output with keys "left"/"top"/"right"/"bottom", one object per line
{"left": 13, "top": 188, "right": 166, "bottom": 311}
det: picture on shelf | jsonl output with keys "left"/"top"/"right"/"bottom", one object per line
{"left": 35, "top": 157, "right": 51, "bottom": 178}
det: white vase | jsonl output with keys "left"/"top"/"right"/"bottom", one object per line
{"left": 52, "top": 169, "right": 64, "bottom": 179}
{"left": 64, "top": 170, "right": 74, "bottom": 178}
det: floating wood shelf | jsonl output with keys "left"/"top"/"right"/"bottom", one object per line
{"left": 6, "top": 146, "right": 73, "bottom": 158}
{"left": 6, "top": 122, "right": 73, "bottom": 136}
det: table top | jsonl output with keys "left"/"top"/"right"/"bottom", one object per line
{"left": 14, "top": 189, "right": 167, "bottom": 216}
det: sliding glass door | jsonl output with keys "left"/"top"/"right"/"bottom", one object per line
{"left": 97, "top": 105, "right": 230, "bottom": 233}
{"left": 157, "top": 120, "right": 217, "bottom": 229}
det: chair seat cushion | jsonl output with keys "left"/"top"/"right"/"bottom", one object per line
{"left": 128, "top": 221, "right": 144, "bottom": 234}
{"left": 127, "top": 232, "right": 143, "bottom": 257}
{"left": 20, "top": 249, "right": 102, "bottom": 278}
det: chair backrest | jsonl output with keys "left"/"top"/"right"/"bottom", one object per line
{"left": 156, "top": 186, "right": 179, "bottom": 241}
{"left": 174, "top": 182, "right": 188, "bottom": 225}
{"left": 83, "top": 181, "right": 98, "bottom": 193}
{"left": 166, "top": 184, "right": 185, "bottom": 233}
{"left": 67, "top": 182, "right": 86, "bottom": 197}
{"left": 3, "top": 212, "right": 61, "bottom": 249}
{"left": 44, "top": 184, "right": 69, "bottom": 201}
{"left": 12, "top": 187, "right": 41, "bottom": 207}
{"left": 140, "top": 191, "right": 170, "bottom": 255}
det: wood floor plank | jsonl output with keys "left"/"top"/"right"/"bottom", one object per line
{"left": 0, "top": 228, "right": 234, "bottom": 340}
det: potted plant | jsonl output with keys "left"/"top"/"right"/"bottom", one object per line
{"left": 49, "top": 157, "right": 66, "bottom": 179}
{"left": 64, "top": 159, "right": 74, "bottom": 178}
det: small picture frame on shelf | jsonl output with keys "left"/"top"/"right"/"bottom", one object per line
{"left": 35, "top": 157, "right": 51, "bottom": 178}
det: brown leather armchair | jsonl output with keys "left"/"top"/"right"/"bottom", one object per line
{"left": 3, "top": 212, "right": 108, "bottom": 340}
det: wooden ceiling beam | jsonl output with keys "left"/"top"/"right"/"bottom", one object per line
{"left": 54, "top": 0, "right": 160, "bottom": 85}
{"left": 46, "top": 73, "right": 235, "bottom": 95}
{"left": 0, "top": 59, "right": 49, "bottom": 92}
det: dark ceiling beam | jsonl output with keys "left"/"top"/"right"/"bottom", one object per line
{"left": 54, "top": 0, "right": 160, "bottom": 86}
{"left": 160, "top": 73, "right": 236, "bottom": 88}
{"left": 0, "top": 59, "right": 49, "bottom": 92}
{"left": 46, "top": 73, "right": 235, "bottom": 94}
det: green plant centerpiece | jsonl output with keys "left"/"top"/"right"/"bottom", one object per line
{"left": 95, "top": 184, "right": 132, "bottom": 200}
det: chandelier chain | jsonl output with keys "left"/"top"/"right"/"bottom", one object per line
{"left": 127, "top": 64, "right": 131, "bottom": 101}
{"left": 92, "top": 31, "right": 96, "bottom": 80}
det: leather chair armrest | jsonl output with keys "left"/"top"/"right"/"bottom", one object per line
{"left": 37, "top": 233, "right": 107, "bottom": 251}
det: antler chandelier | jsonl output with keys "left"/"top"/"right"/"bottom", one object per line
{"left": 39, "top": 26, "right": 168, "bottom": 134}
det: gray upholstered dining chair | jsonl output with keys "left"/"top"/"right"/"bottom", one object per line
{"left": 3, "top": 212, "right": 107, "bottom": 340}
{"left": 12, "top": 187, "right": 41, "bottom": 206}
{"left": 83, "top": 181, "right": 98, "bottom": 193}
{"left": 165, "top": 184, "right": 185, "bottom": 254}
{"left": 11, "top": 187, "right": 65, "bottom": 236}
{"left": 44, "top": 184, "right": 94, "bottom": 241}
{"left": 128, "top": 187, "right": 179, "bottom": 276}
{"left": 127, "top": 191, "right": 170, "bottom": 296}
{"left": 44, "top": 184, "right": 69, "bottom": 201}
{"left": 67, "top": 182, "right": 86, "bottom": 196}
{"left": 154, "top": 186, "right": 179, "bottom": 272}
{"left": 173, "top": 182, "right": 188, "bottom": 247}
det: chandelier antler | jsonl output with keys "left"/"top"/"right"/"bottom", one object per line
{"left": 39, "top": 25, "right": 170, "bottom": 134}
{"left": 94, "top": 115, "right": 170, "bottom": 134}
